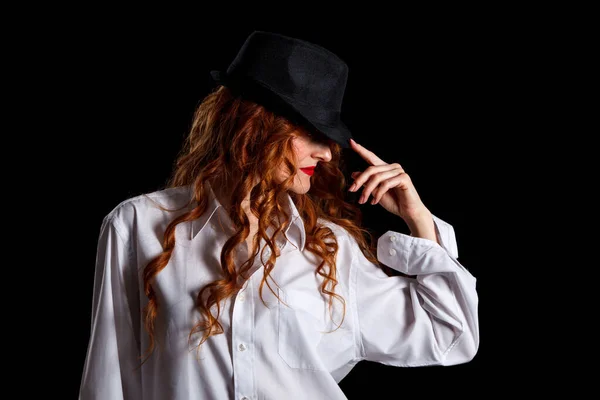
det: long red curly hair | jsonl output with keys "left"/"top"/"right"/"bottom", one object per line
{"left": 140, "top": 85, "right": 384, "bottom": 362}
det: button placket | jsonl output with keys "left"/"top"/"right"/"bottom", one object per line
{"left": 232, "top": 276, "right": 255, "bottom": 399}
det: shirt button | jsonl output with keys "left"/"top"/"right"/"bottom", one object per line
{"left": 389, "top": 248, "right": 397, "bottom": 256}
{"left": 238, "top": 343, "right": 247, "bottom": 351}
{"left": 238, "top": 293, "right": 245, "bottom": 302}
{"left": 390, "top": 235, "right": 397, "bottom": 242}
{"left": 241, "top": 397, "right": 249, "bottom": 400}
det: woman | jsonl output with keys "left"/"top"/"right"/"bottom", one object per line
{"left": 79, "top": 31, "right": 479, "bottom": 400}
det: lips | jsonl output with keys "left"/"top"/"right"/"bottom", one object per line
{"left": 300, "top": 167, "right": 315, "bottom": 176}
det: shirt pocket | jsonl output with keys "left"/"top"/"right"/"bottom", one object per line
{"left": 277, "top": 287, "right": 328, "bottom": 371}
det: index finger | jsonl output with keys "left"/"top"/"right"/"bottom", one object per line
{"left": 350, "top": 138, "right": 387, "bottom": 166}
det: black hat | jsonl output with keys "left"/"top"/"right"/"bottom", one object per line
{"left": 210, "top": 31, "right": 353, "bottom": 148}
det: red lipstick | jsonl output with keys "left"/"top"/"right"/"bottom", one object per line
{"left": 300, "top": 166, "right": 315, "bottom": 176}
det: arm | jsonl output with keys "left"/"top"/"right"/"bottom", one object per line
{"left": 79, "top": 215, "right": 142, "bottom": 400}
{"left": 352, "top": 215, "right": 478, "bottom": 367}
{"left": 404, "top": 208, "right": 438, "bottom": 243}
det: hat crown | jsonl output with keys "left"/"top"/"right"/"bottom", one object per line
{"left": 226, "top": 31, "right": 348, "bottom": 112}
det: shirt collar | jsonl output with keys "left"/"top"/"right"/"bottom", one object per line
{"left": 190, "top": 182, "right": 306, "bottom": 252}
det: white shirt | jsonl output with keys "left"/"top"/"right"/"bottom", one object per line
{"left": 79, "top": 183, "right": 479, "bottom": 400}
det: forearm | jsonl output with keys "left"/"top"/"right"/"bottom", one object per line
{"left": 404, "top": 209, "right": 438, "bottom": 243}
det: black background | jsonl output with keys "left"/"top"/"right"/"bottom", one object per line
{"left": 36, "top": 11, "right": 548, "bottom": 398}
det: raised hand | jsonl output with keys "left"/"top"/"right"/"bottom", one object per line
{"left": 348, "top": 139, "right": 436, "bottom": 240}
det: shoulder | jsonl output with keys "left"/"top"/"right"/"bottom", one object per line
{"left": 102, "top": 185, "right": 194, "bottom": 238}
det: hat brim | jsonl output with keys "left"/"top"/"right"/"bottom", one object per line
{"left": 209, "top": 70, "right": 352, "bottom": 149}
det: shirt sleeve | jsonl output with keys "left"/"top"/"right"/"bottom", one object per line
{"left": 352, "top": 214, "right": 479, "bottom": 367}
{"left": 79, "top": 215, "right": 142, "bottom": 400}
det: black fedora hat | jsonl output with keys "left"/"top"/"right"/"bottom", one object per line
{"left": 210, "top": 31, "right": 353, "bottom": 148}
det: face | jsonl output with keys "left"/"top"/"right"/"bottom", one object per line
{"left": 275, "top": 131, "right": 334, "bottom": 194}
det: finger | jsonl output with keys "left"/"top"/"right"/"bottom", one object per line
{"left": 349, "top": 165, "right": 395, "bottom": 192}
{"left": 359, "top": 168, "right": 405, "bottom": 204}
{"left": 352, "top": 166, "right": 402, "bottom": 179}
{"left": 350, "top": 163, "right": 403, "bottom": 192}
{"left": 371, "top": 173, "right": 410, "bottom": 204}
{"left": 350, "top": 138, "right": 387, "bottom": 166}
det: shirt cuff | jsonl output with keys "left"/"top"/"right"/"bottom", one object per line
{"left": 432, "top": 214, "right": 459, "bottom": 259}
{"left": 376, "top": 215, "right": 461, "bottom": 276}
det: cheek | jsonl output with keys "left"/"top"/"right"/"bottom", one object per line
{"left": 293, "top": 142, "right": 311, "bottom": 161}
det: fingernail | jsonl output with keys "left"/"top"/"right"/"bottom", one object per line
{"left": 349, "top": 183, "right": 356, "bottom": 191}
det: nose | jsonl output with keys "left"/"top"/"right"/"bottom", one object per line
{"left": 312, "top": 141, "right": 332, "bottom": 163}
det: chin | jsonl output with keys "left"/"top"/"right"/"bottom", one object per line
{"left": 289, "top": 179, "right": 311, "bottom": 195}
{"left": 279, "top": 174, "right": 311, "bottom": 195}
{"left": 289, "top": 186, "right": 310, "bottom": 195}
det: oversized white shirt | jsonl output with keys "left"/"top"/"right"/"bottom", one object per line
{"left": 79, "top": 183, "right": 479, "bottom": 400}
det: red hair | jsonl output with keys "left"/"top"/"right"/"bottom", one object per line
{"left": 140, "top": 86, "right": 382, "bottom": 363}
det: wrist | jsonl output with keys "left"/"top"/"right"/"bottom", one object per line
{"left": 404, "top": 209, "right": 437, "bottom": 242}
